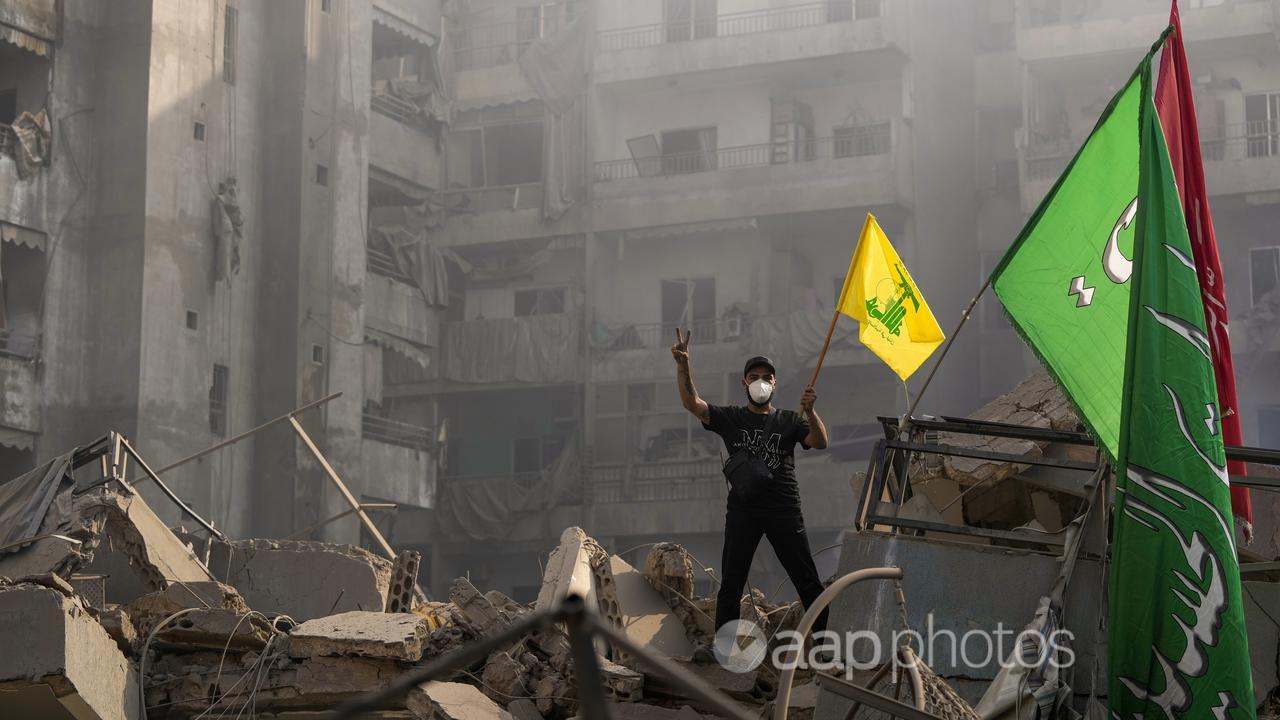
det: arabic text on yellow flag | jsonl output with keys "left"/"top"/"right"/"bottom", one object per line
{"left": 837, "top": 214, "right": 945, "bottom": 381}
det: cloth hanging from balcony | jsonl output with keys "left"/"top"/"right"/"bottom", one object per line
{"left": 443, "top": 314, "right": 581, "bottom": 384}
{"left": 517, "top": 6, "right": 591, "bottom": 221}
{"left": 437, "top": 433, "right": 580, "bottom": 540}
{"left": 365, "top": 327, "right": 432, "bottom": 371}
{"left": 0, "top": 450, "right": 74, "bottom": 554}
{"left": 9, "top": 110, "right": 50, "bottom": 179}
{"left": 212, "top": 179, "right": 244, "bottom": 281}
{"left": 376, "top": 225, "right": 452, "bottom": 307}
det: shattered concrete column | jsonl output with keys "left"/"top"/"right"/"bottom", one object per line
{"left": 0, "top": 583, "right": 140, "bottom": 720}
{"left": 535, "top": 527, "right": 605, "bottom": 610}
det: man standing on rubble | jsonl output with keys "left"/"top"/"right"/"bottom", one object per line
{"left": 671, "top": 328, "right": 830, "bottom": 637}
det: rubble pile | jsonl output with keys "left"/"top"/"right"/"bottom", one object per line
{"left": 0, "top": 458, "right": 817, "bottom": 720}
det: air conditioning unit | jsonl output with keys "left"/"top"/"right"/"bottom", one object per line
{"left": 723, "top": 317, "right": 743, "bottom": 339}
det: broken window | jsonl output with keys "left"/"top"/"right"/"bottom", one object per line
{"left": 0, "top": 227, "right": 45, "bottom": 358}
{"left": 595, "top": 380, "right": 719, "bottom": 464}
{"left": 1251, "top": 246, "right": 1280, "bottom": 307}
{"left": 661, "top": 278, "right": 715, "bottom": 343}
{"left": 0, "top": 90, "right": 14, "bottom": 125}
{"left": 660, "top": 127, "right": 717, "bottom": 175}
{"left": 223, "top": 5, "right": 237, "bottom": 85}
{"left": 664, "top": 0, "right": 717, "bottom": 43}
{"left": 513, "top": 287, "right": 567, "bottom": 316}
{"left": 454, "top": 119, "right": 545, "bottom": 188}
{"left": 833, "top": 122, "right": 891, "bottom": 158}
{"left": 209, "top": 365, "right": 229, "bottom": 437}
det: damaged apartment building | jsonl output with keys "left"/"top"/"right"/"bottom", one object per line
{"left": 2, "top": 0, "right": 1280, "bottom": 611}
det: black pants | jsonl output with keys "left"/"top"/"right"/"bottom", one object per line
{"left": 715, "top": 509, "right": 828, "bottom": 634}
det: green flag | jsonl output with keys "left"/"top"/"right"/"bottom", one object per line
{"left": 991, "top": 75, "right": 1141, "bottom": 461}
{"left": 1109, "top": 56, "right": 1254, "bottom": 719}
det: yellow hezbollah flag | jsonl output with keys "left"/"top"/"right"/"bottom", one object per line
{"left": 837, "top": 214, "right": 944, "bottom": 381}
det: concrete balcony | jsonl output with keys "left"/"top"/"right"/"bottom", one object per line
{"left": 1202, "top": 122, "right": 1280, "bottom": 198}
{"left": 364, "top": 252, "right": 440, "bottom": 348}
{"left": 360, "top": 418, "right": 436, "bottom": 509}
{"left": 426, "top": 184, "right": 585, "bottom": 247}
{"left": 368, "top": 106, "right": 442, "bottom": 193}
{"left": 0, "top": 346, "right": 40, "bottom": 434}
{"left": 594, "top": 1, "right": 908, "bottom": 86}
{"left": 592, "top": 122, "right": 913, "bottom": 232}
{"left": 1017, "top": 0, "right": 1276, "bottom": 70}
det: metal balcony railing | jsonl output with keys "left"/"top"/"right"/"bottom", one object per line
{"left": 362, "top": 413, "right": 433, "bottom": 451}
{"left": 596, "top": 0, "right": 883, "bottom": 52}
{"left": 371, "top": 92, "right": 420, "bottom": 125}
{"left": 594, "top": 129, "right": 893, "bottom": 181}
{"left": 449, "top": 9, "right": 577, "bottom": 72}
{"left": 1201, "top": 120, "right": 1280, "bottom": 162}
{"left": 602, "top": 316, "right": 751, "bottom": 351}
{"left": 0, "top": 125, "right": 13, "bottom": 157}
{"left": 429, "top": 182, "right": 543, "bottom": 213}
{"left": 366, "top": 246, "right": 412, "bottom": 282}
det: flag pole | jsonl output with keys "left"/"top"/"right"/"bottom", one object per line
{"left": 898, "top": 276, "right": 993, "bottom": 437}
{"left": 806, "top": 308, "right": 842, "bottom": 389}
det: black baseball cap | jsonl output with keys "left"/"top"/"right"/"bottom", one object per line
{"left": 743, "top": 356, "right": 776, "bottom": 377}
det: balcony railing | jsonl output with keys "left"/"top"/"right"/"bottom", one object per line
{"left": 596, "top": 0, "right": 883, "bottom": 52}
{"left": 1201, "top": 120, "right": 1280, "bottom": 162}
{"left": 362, "top": 413, "right": 433, "bottom": 451}
{"left": 0, "top": 329, "right": 39, "bottom": 360}
{"left": 371, "top": 92, "right": 420, "bottom": 125}
{"left": 366, "top": 246, "right": 412, "bottom": 282}
{"left": 594, "top": 128, "right": 893, "bottom": 182}
{"left": 601, "top": 316, "right": 751, "bottom": 351}
{"left": 429, "top": 183, "right": 543, "bottom": 213}
{"left": 0, "top": 125, "right": 13, "bottom": 157}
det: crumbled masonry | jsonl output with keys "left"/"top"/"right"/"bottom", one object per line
{"left": 0, "top": 392, "right": 1275, "bottom": 719}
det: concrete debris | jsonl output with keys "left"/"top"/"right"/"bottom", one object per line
{"left": 643, "top": 543, "right": 713, "bottom": 643}
{"left": 508, "top": 697, "right": 544, "bottom": 719}
{"left": 607, "top": 554, "right": 696, "bottom": 661}
{"left": 536, "top": 527, "right": 607, "bottom": 611}
{"left": 482, "top": 651, "right": 530, "bottom": 703}
{"left": 95, "top": 606, "right": 139, "bottom": 654}
{"left": 387, "top": 549, "right": 423, "bottom": 614}
{"left": 288, "top": 611, "right": 430, "bottom": 662}
{"left": 205, "top": 536, "right": 393, "bottom": 620}
{"left": 0, "top": 583, "right": 140, "bottom": 720}
{"left": 409, "top": 680, "right": 514, "bottom": 719}
{"left": 603, "top": 703, "right": 716, "bottom": 720}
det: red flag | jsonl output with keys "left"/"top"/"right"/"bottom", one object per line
{"left": 1155, "top": 1, "right": 1252, "bottom": 538}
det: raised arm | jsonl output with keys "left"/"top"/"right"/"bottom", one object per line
{"left": 672, "top": 328, "right": 710, "bottom": 423}
{"left": 799, "top": 385, "right": 829, "bottom": 449}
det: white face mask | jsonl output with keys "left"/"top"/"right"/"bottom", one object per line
{"left": 748, "top": 379, "right": 774, "bottom": 405}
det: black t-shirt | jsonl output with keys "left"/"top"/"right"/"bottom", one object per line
{"left": 702, "top": 404, "right": 811, "bottom": 512}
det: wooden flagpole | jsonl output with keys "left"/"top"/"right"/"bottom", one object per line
{"left": 805, "top": 308, "right": 842, "bottom": 389}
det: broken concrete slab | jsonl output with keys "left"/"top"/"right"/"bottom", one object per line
{"left": 408, "top": 680, "right": 514, "bottom": 719}
{"left": 648, "top": 659, "right": 760, "bottom": 704}
{"left": 0, "top": 584, "right": 140, "bottom": 720}
{"left": 206, "top": 537, "right": 392, "bottom": 620}
{"left": 288, "top": 611, "right": 430, "bottom": 661}
{"left": 451, "top": 576, "right": 510, "bottom": 636}
{"left": 0, "top": 483, "right": 216, "bottom": 605}
{"left": 535, "top": 527, "right": 604, "bottom": 611}
{"left": 608, "top": 555, "right": 698, "bottom": 661}
{"left": 93, "top": 606, "right": 138, "bottom": 654}
{"left": 121, "top": 580, "right": 251, "bottom": 638}
{"left": 481, "top": 651, "right": 529, "bottom": 704}
{"left": 508, "top": 697, "right": 544, "bottom": 719}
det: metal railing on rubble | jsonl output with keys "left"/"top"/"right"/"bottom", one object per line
{"left": 596, "top": 0, "right": 884, "bottom": 52}
{"left": 857, "top": 414, "right": 1280, "bottom": 548}
{"left": 593, "top": 129, "right": 892, "bottom": 182}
